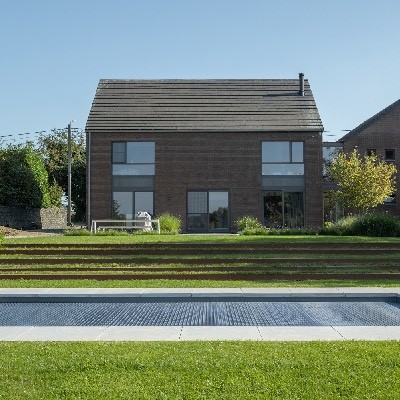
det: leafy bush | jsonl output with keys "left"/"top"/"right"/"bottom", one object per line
{"left": 236, "top": 216, "right": 263, "bottom": 231}
{"left": 158, "top": 213, "right": 181, "bottom": 234}
{"left": 0, "top": 144, "right": 54, "bottom": 208}
{"left": 320, "top": 213, "right": 400, "bottom": 237}
{"left": 0, "top": 233, "right": 4, "bottom": 245}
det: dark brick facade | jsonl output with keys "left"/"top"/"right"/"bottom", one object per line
{"left": 341, "top": 101, "right": 400, "bottom": 216}
{"left": 88, "top": 131, "right": 323, "bottom": 230}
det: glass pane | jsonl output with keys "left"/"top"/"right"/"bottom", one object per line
{"left": 187, "top": 214, "right": 208, "bottom": 230}
{"left": 112, "top": 142, "right": 125, "bottom": 163}
{"left": 134, "top": 192, "right": 154, "bottom": 216}
{"left": 112, "top": 176, "right": 155, "bottom": 189}
{"left": 127, "top": 142, "right": 155, "bottom": 164}
{"left": 112, "top": 192, "right": 133, "bottom": 220}
{"left": 187, "top": 192, "right": 207, "bottom": 213}
{"left": 284, "top": 192, "right": 304, "bottom": 228}
{"left": 323, "top": 146, "right": 342, "bottom": 181}
{"left": 262, "top": 164, "right": 304, "bottom": 175}
{"left": 113, "top": 164, "right": 155, "bottom": 176}
{"left": 291, "top": 142, "right": 304, "bottom": 162}
{"left": 385, "top": 149, "right": 395, "bottom": 161}
{"left": 262, "top": 141, "right": 290, "bottom": 163}
{"left": 264, "top": 191, "right": 283, "bottom": 228}
{"left": 209, "top": 191, "right": 229, "bottom": 229}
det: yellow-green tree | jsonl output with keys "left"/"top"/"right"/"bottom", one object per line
{"left": 328, "top": 149, "right": 397, "bottom": 213}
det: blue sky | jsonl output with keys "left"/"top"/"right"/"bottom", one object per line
{"left": 1, "top": 0, "right": 399, "bottom": 143}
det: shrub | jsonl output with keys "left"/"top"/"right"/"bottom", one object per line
{"left": 320, "top": 213, "right": 400, "bottom": 237}
{"left": 158, "top": 213, "right": 181, "bottom": 234}
{"left": 236, "top": 216, "right": 263, "bottom": 231}
{"left": 348, "top": 213, "right": 400, "bottom": 237}
{"left": 0, "top": 144, "right": 53, "bottom": 208}
{"left": 0, "top": 233, "right": 4, "bottom": 245}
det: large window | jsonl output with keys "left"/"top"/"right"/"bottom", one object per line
{"left": 112, "top": 142, "right": 155, "bottom": 219}
{"left": 323, "top": 144, "right": 342, "bottom": 181}
{"left": 113, "top": 191, "right": 154, "bottom": 219}
{"left": 112, "top": 142, "right": 155, "bottom": 175}
{"left": 263, "top": 190, "right": 304, "bottom": 228}
{"left": 262, "top": 141, "right": 304, "bottom": 175}
{"left": 187, "top": 191, "right": 229, "bottom": 231}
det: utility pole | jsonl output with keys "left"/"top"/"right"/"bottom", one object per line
{"left": 67, "top": 122, "right": 72, "bottom": 226}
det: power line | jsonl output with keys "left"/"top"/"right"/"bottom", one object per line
{"left": 0, "top": 128, "right": 83, "bottom": 142}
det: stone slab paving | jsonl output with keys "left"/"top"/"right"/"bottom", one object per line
{"left": 0, "top": 287, "right": 399, "bottom": 341}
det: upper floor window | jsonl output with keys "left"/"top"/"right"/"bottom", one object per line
{"left": 112, "top": 142, "right": 155, "bottom": 175}
{"left": 385, "top": 149, "right": 395, "bottom": 162}
{"left": 262, "top": 141, "right": 304, "bottom": 175}
{"left": 323, "top": 144, "right": 342, "bottom": 181}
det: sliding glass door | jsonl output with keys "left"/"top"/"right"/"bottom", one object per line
{"left": 263, "top": 191, "right": 304, "bottom": 228}
{"left": 187, "top": 190, "right": 229, "bottom": 232}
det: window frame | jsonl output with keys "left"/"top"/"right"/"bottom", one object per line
{"left": 186, "top": 190, "right": 230, "bottom": 232}
{"left": 366, "top": 149, "right": 376, "bottom": 157}
{"left": 112, "top": 189, "right": 155, "bottom": 219}
{"left": 385, "top": 149, "right": 395, "bottom": 162}
{"left": 112, "top": 141, "right": 155, "bottom": 170}
{"left": 262, "top": 141, "right": 305, "bottom": 176}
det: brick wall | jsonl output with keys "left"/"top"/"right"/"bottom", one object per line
{"left": 0, "top": 206, "right": 67, "bottom": 229}
{"left": 88, "top": 131, "right": 323, "bottom": 229}
{"left": 343, "top": 102, "right": 400, "bottom": 216}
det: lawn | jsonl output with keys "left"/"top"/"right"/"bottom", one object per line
{"left": 0, "top": 235, "right": 399, "bottom": 399}
{"left": 5, "top": 233, "right": 400, "bottom": 245}
{"left": 0, "top": 341, "right": 399, "bottom": 399}
{"left": 1, "top": 234, "right": 400, "bottom": 287}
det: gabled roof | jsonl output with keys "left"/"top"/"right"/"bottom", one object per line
{"left": 340, "top": 99, "right": 400, "bottom": 142}
{"left": 86, "top": 79, "right": 323, "bottom": 133}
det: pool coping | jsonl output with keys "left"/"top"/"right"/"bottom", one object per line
{"left": 0, "top": 287, "right": 399, "bottom": 298}
{"left": 0, "top": 287, "right": 399, "bottom": 341}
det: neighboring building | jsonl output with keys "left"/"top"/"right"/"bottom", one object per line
{"left": 338, "top": 99, "right": 400, "bottom": 216}
{"left": 86, "top": 75, "right": 324, "bottom": 232}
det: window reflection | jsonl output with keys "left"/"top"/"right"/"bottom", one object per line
{"left": 262, "top": 141, "right": 304, "bottom": 176}
{"left": 187, "top": 191, "right": 229, "bottom": 231}
{"left": 113, "top": 192, "right": 133, "bottom": 220}
{"left": 263, "top": 191, "right": 304, "bottom": 228}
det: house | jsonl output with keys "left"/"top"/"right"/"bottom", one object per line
{"left": 338, "top": 99, "right": 400, "bottom": 215}
{"left": 85, "top": 75, "right": 324, "bottom": 232}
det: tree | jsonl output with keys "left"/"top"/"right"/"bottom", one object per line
{"left": 36, "top": 129, "right": 86, "bottom": 221}
{"left": 0, "top": 144, "right": 61, "bottom": 208}
{"left": 328, "top": 149, "right": 397, "bottom": 213}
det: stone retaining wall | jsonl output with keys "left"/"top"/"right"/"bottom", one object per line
{"left": 0, "top": 206, "right": 67, "bottom": 229}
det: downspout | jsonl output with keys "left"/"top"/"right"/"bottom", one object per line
{"left": 87, "top": 131, "right": 91, "bottom": 228}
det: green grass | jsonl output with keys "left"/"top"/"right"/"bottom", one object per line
{"left": 6, "top": 234, "right": 400, "bottom": 245}
{"left": 2, "top": 234, "right": 400, "bottom": 287}
{"left": 0, "top": 342, "right": 398, "bottom": 399}
{"left": 0, "top": 278, "right": 399, "bottom": 288}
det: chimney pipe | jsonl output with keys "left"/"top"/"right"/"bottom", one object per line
{"left": 299, "top": 73, "right": 305, "bottom": 96}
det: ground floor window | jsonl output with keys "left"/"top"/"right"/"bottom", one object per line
{"left": 187, "top": 191, "right": 229, "bottom": 231}
{"left": 263, "top": 191, "right": 304, "bottom": 228}
{"left": 113, "top": 191, "right": 154, "bottom": 219}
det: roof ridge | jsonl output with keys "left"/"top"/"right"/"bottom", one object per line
{"left": 340, "top": 98, "right": 400, "bottom": 141}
